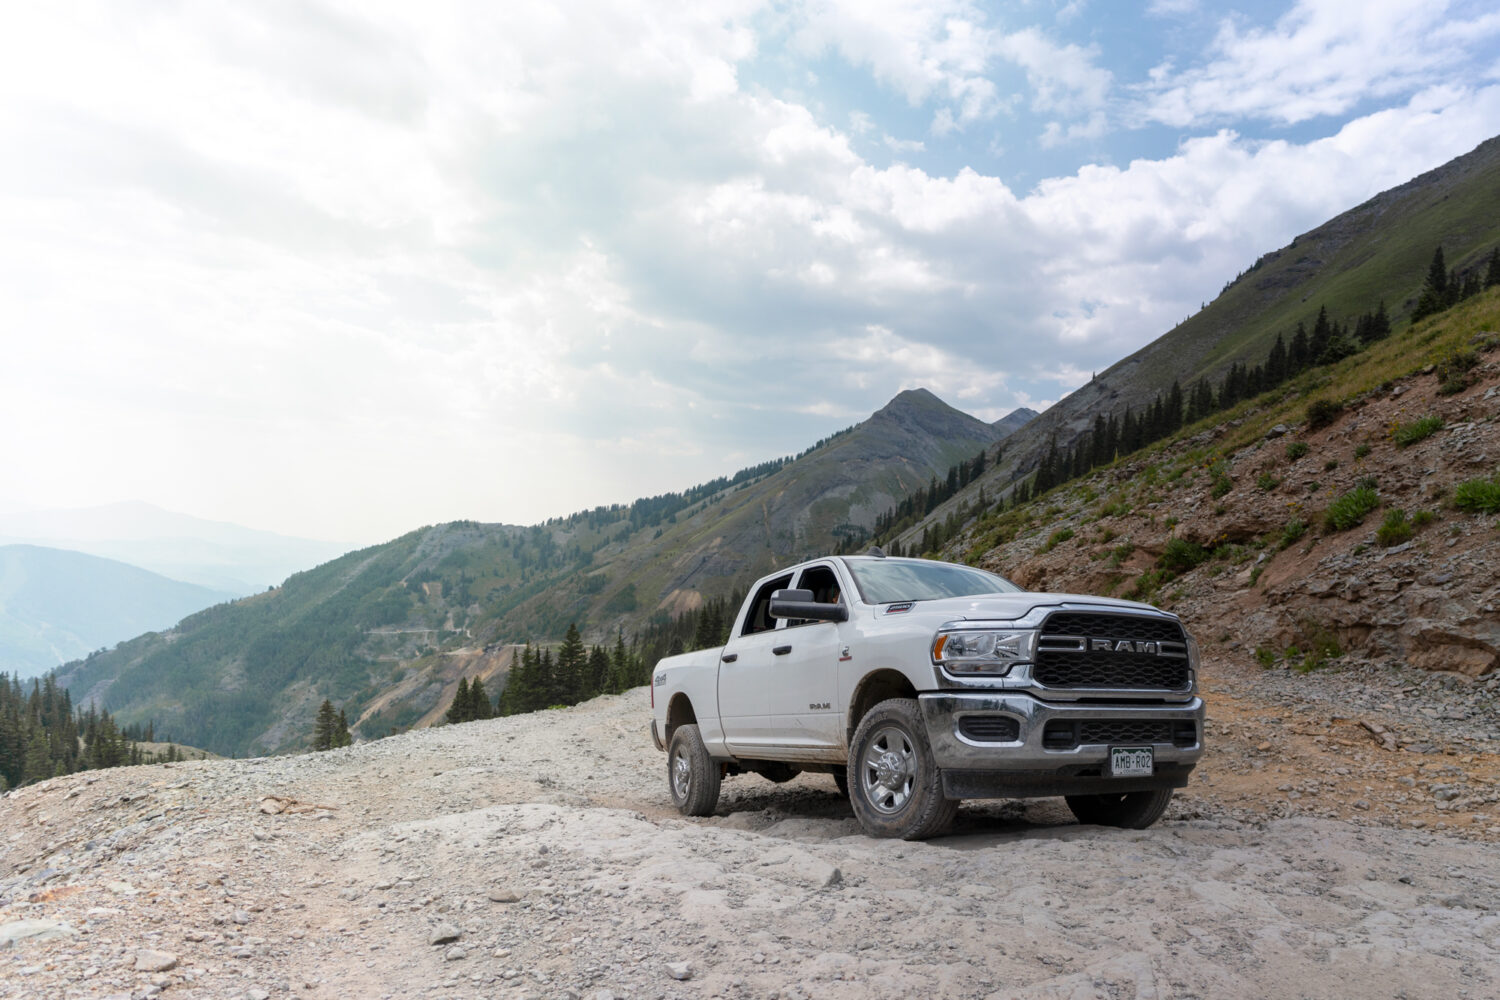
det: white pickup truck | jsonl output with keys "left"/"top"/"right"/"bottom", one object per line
{"left": 649, "top": 553, "right": 1204, "bottom": 839}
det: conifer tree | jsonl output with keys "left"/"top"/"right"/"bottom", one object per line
{"left": 586, "top": 646, "right": 610, "bottom": 699}
{"left": 1413, "top": 246, "right": 1450, "bottom": 321}
{"left": 556, "top": 625, "right": 585, "bottom": 700}
{"left": 446, "top": 678, "right": 472, "bottom": 724}
{"left": 1289, "top": 322, "right": 1310, "bottom": 372}
{"left": 313, "top": 699, "right": 339, "bottom": 750}
{"left": 1486, "top": 247, "right": 1500, "bottom": 289}
{"left": 1267, "top": 333, "right": 1288, "bottom": 383}
{"left": 467, "top": 678, "right": 492, "bottom": 721}
{"left": 335, "top": 709, "right": 352, "bottom": 746}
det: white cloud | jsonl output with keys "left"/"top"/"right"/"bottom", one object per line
{"left": 1, "top": 1, "right": 1498, "bottom": 541}
{"left": 883, "top": 134, "right": 926, "bottom": 153}
{"left": 995, "top": 27, "right": 1112, "bottom": 117}
{"left": 787, "top": 0, "right": 1002, "bottom": 127}
{"left": 1138, "top": 0, "right": 1500, "bottom": 126}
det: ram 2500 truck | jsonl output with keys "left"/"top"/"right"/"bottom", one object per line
{"left": 649, "top": 553, "right": 1203, "bottom": 839}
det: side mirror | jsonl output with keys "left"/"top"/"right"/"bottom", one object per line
{"left": 769, "top": 588, "right": 848, "bottom": 623}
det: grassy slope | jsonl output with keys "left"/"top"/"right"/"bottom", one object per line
{"left": 986, "top": 137, "right": 1500, "bottom": 489}
{"left": 937, "top": 289, "right": 1500, "bottom": 573}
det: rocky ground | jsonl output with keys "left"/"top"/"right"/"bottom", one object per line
{"left": 3, "top": 666, "right": 1498, "bottom": 1000}
{"left": 4, "top": 356, "right": 1497, "bottom": 1000}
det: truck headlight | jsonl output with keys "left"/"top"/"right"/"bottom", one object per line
{"left": 932, "top": 629, "right": 1037, "bottom": 675}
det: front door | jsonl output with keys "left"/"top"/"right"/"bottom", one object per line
{"left": 717, "top": 572, "right": 791, "bottom": 753}
{"left": 761, "top": 563, "right": 847, "bottom": 754}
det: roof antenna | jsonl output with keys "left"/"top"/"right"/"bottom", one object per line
{"left": 867, "top": 545, "right": 887, "bottom": 558}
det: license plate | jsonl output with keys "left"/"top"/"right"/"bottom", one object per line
{"left": 1109, "top": 746, "right": 1154, "bottom": 777}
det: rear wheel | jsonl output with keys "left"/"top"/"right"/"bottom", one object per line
{"left": 846, "top": 698, "right": 956, "bottom": 840}
{"left": 1065, "top": 788, "right": 1173, "bottom": 829}
{"left": 667, "top": 724, "right": 720, "bottom": 816}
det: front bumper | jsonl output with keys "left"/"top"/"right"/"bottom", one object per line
{"left": 918, "top": 692, "right": 1204, "bottom": 799}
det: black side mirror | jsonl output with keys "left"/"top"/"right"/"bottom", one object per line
{"left": 769, "top": 588, "right": 848, "bottom": 623}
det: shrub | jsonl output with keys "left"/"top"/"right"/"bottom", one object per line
{"left": 1279, "top": 518, "right": 1307, "bottom": 549}
{"left": 1211, "top": 474, "right": 1232, "bottom": 498}
{"left": 1323, "top": 484, "right": 1379, "bottom": 532}
{"left": 1256, "top": 472, "right": 1281, "bottom": 492}
{"left": 1285, "top": 441, "right": 1310, "bottom": 461}
{"left": 1392, "top": 414, "right": 1443, "bottom": 447}
{"left": 1158, "top": 537, "right": 1209, "bottom": 574}
{"left": 1454, "top": 477, "right": 1500, "bottom": 514}
{"left": 1306, "top": 398, "right": 1343, "bottom": 430}
{"left": 1436, "top": 348, "right": 1479, "bottom": 396}
{"left": 1411, "top": 509, "right": 1436, "bottom": 527}
{"left": 1354, "top": 443, "right": 1371, "bottom": 459}
{"left": 1298, "top": 620, "right": 1342, "bottom": 670}
{"left": 1041, "top": 527, "right": 1074, "bottom": 552}
{"left": 1324, "top": 459, "right": 1339, "bottom": 472}
{"left": 1376, "top": 509, "right": 1412, "bottom": 547}
{"left": 1254, "top": 646, "right": 1276, "bottom": 668}
{"left": 1107, "top": 542, "right": 1135, "bottom": 568}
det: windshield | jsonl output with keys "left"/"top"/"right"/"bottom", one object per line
{"left": 846, "top": 558, "right": 1021, "bottom": 605}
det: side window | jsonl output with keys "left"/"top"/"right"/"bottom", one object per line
{"left": 786, "top": 565, "right": 844, "bottom": 628}
{"left": 741, "top": 574, "right": 793, "bottom": 636}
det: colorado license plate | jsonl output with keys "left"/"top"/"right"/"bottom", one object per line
{"left": 1109, "top": 746, "right": 1154, "bottom": 777}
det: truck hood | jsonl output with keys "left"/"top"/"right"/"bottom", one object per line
{"left": 874, "top": 591, "right": 1174, "bottom": 623}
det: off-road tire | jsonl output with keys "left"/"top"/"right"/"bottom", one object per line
{"left": 1065, "top": 788, "right": 1173, "bottom": 829}
{"left": 846, "top": 697, "right": 956, "bottom": 840}
{"left": 667, "top": 724, "right": 720, "bottom": 816}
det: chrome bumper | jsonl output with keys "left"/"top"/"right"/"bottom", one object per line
{"left": 918, "top": 692, "right": 1204, "bottom": 797}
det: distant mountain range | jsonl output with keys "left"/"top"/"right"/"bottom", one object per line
{"left": 0, "top": 545, "right": 237, "bottom": 678}
{"left": 56, "top": 389, "right": 1020, "bottom": 754}
{"left": 0, "top": 501, "right": 352, "bottom": 594}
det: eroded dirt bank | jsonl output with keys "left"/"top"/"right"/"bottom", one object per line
{"left": 3, "top": 673, "right": 1498, "bottom": 1000}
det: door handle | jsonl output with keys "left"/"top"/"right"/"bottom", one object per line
{"left": 772, "top": 645, "right": 792, "bottom": 656}
{"left": 721, "top": 653, "right": 738, "bottom": 663}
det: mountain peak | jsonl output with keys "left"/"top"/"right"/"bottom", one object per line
{"left": 877, "top": 387, "right": 944, "bottom": 415}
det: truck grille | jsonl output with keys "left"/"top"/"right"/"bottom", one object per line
{"left": 1034, "top": 612, "right": 1190, "bottom": 690}
{"left": 1043, "top": 719, "right": 1198, "bottom": 750}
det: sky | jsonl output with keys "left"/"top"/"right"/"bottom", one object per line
{"left": 2, "top": 0, "right": 1498, "bottom": 545}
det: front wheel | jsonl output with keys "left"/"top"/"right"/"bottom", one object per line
{"left": 1065, "top": 788, "right": 1173, "bottom": 829}
{"left": 846, "top": 698, "right": 956, "bottom": 840}
{"left": 667, "top": 724, "right": 720, "bottom": 816}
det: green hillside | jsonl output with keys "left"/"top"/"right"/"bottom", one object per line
{"left": 994, "top": 135, "right": 1500, "bottom": 483}
{"left": 56, "top": 389, "right": 1004, "bottom": 756}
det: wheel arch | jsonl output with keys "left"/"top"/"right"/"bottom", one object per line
{"left": 665, "top": 692, "right": 698, "bottom": 747}
{"left": 846, "top": 668, "right": 918, "bottom": 747}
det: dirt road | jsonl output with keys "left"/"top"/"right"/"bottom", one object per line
{"left": 2, "top": 668, "right": 1497, "bottom": 1000}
